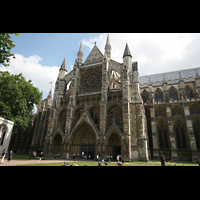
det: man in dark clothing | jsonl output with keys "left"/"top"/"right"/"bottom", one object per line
{"left": 161, "top": 155, "right": 166, "bottom": 166}
{"left": 7, "top": 150, "right": 13, "bottom": 165}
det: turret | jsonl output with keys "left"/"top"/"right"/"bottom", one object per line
{"left": 58, "top": 58, "right": 67, "bottom": 80}
{"left": 123, "top": 43, "right": 132, "bottom": 72}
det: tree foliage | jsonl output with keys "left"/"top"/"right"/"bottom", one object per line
{"left": 0, "top": 71, "right": 42, "bottom": 134}
{"left": 0, "top": 33, "right": 21, "bottom": 66}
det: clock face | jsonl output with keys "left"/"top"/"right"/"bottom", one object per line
{"left": 81, "top": 68, "right": 102, "bottom": 93}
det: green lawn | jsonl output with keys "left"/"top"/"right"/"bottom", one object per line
{"left": 16, "top": 160, "right": 199, "bottom": 166}
{"left": 10, "top": 154, "right": 199, "bottom": 166}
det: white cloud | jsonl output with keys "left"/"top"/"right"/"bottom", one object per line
{"left": 83, "top": 33, "right": 200, "bottom": 76}
{"left": 82, "top": 34, "right": 104, "bottom": 49}
{"left": 0, "top": 53, "right": 59, "bottom": 99}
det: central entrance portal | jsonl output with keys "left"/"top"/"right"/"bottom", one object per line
{"left": 53, "top": 134, "right": 62, "bottom": 154}
{"left": 71, "top": 123, "right": 96, "bottom": 159}
{"left": 81, "top": 145, "right": 95, "bottom": 159}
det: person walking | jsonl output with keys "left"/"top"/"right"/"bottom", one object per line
{"left": 0, "top": 149, "right": 6, "bottom": 164}
{"left": 161, "top": 155, "right": 166, "bottom": 166}
{"left": 7, "top": 150, "right": 13, "bottom": 165}
{"left": 96, "top": 154, "right": 99, "bottom": 161}
{"left": 73, "top": 153, "right": 75, "bottom": 161}
{"left": 32, "top": 151, "right": 36, "bottom": 160}
{"left": 38, "top": 152, "right": 43, "bottom": 163}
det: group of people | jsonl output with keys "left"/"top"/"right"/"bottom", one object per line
{"left": 0, "top": 149, "right": 13, "bottom": 165}
{"left": 29, "top": 151, "right": 43, "bottom": 162}
{"left": 53, "top": 153, "right": 61, "bottom": 159}
{"left": 161, "top": 155, "right": 200, "bottom": 166}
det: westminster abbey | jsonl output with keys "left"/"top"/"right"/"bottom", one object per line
{"left": 9, "top": 34, "right": 200, "bottom": 162}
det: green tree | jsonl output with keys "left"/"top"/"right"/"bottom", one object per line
{"left": 0, "top": 33, "right": 21, "bottom": 66}
{"left": 0, "top": 71, "right": 42, "bottom": 134}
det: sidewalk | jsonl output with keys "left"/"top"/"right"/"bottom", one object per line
{"left": 0, "top": 159, "right": 120, "bottom": 166}
{"left": 0, "top": 159, "right": 66, "bottom": 166}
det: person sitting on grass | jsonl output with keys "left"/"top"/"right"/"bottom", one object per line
{"left": 62, "top": 162, "right": 68, "bottom": 166}
{"left": 97, "top": 162, "right": 102, "bottom": 166}
{"left": 71, "top": 164, "right": 78, "bottom": 166}
{"left": 117, "top": 160, "right": 123, "bottom": 166}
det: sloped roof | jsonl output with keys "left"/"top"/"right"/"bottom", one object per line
{"left": 83, "top": 44, "right": 104, "bottom": 65}
{"left": 139, "top": 67, "right": 200, "bottom": 85}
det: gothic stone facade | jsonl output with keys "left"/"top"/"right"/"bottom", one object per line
{"left": 0, "top": 117, "right": 14, "bottom": 153}
{"left": 13, "top": 35, "right": 200, "bottom": 162}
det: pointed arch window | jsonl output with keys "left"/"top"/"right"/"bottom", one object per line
{"left": 190, "top": 105, "right": 200, "bottom": 115}
{"left": 169, "top": 86, "right": 178, "bottom": 101}
{"left": 90, "top": 111, "right": 93, "bottom": 120}
{"left": 185, "top": 86, "right": 194, "bottom": 99}
{"left": 172, "top": 106, "right": 183, "bottom": 116}
{"left": 193, "top": 119, "right": 200, "bottom": 149}
{"left": 141, "top": 90, "right": 149, "bottom": 104}
{"left": 155, "top": 88, "right": 163, "bottom": 103}
{"left": 59, "top": 110, "right": 67, "bottom": 132}
{"left": 95, "top": 111, "right": 99, "bottom": 124}
{"left": 157, "top": 123, "right": 169, "bottom": 149}
{"left": 89, "top": 107, "right": 100, "bottom": 128}
{"left": 115, "top": 111, "right": 119, "bottom": 125}
{"left": 155, "top": 107, "right": 166, "bottom": 117}
{"left": 174, "top": 121, "right": 187, "bottom": 149}
{"left": 0, "top": 125, "right": 7, "bottom": 146}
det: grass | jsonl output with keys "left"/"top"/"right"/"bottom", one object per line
{"left": 10, "top": 154, "right": 199, "bottom": 166}
{"left": 15, "top": 160, "right": 199, "bottom": 166}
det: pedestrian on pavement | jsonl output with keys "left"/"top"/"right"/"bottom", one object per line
{"left": 0, "top": 149, "right": 6, "bottom": 164}
{"left": 32, "top": 151, "right": 36, "bottom": 160}
{"left": 38, "top": 152, "right": 43, "bottom": 162}
{"left": 7, "top": 150, "right": 13, "bottom": 165}
{"left": 161, "top": 155, "right": 166, "bottom": 166}
{"left": 198, "top": 159, "right": 200, "bottom": 166}
{"left": 73, "top": 153, "right": 75, "bottom": 161}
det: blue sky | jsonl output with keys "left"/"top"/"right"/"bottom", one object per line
{"left": 10, "top": 33, "right": 102, "bottom": 71}
{"left": 1, "top": 33, "right": 200, "bottom": 102}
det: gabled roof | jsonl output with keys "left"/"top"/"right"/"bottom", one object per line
{"left": 83, "top": 44, "right": 104, "bottom": 65}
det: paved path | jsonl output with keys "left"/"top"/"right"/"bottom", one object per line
{"left": 0, "top": 159, "right": 135, "bottom": 166}
{"left": 0, "top": 159, "right": 68, "bottom": 166}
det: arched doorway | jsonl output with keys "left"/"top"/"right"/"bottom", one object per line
{"left": 53, "top": 134, "right": 62, "bottom": 154}
{"left": 107, "top": 133, "right": 121, "bottom": 161}
{"left": 71, "top": 123, "right": 96, "bottom": 159}
{"left": 0, "top": 125, "right": 7, "bottom": 145}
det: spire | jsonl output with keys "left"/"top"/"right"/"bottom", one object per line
{"left": 196, "top": 70, "right": 200, "bottom": 79}
{"left": 123, "top": 43, "right": 132, "bottom": 58}
{"left": 179, "top": 72, "right": 183, "bottom": 82}
{"left": 163, "top": 74, "right": 167, "bottom": 84}
{"left": 149, "top": 77, "right": 152, "bottom": 85}
{"left": 77, "top": 40, "right": 84, "bottom": 63}
{"left": 47, "top": 89, "right": 52, "bottom": 100}
{"left": 60, "top": 58, "right": 67, "bottom": 72}
{"left": 106, "top": 33, "right": 110, "bottom": 45}
{"left": 58, "top": 58, "right": 67, "bottom": 79}
{"left": 104, "top": 51, "right": 108, "bottom": 61}
{"left": 105, "top": 34, "right": 111, "bottom": 59}
{"left": 73, "top": 58, "right": 77, "bottom": 70}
